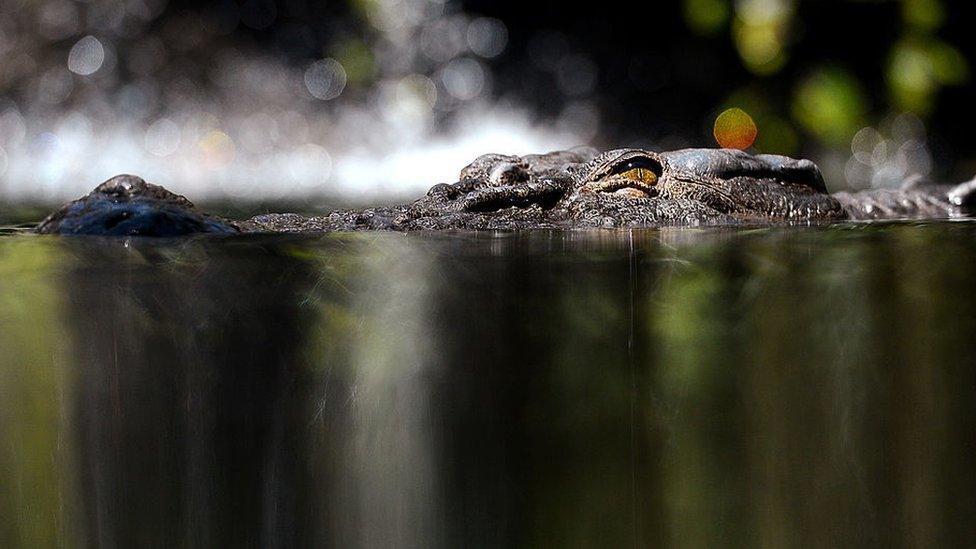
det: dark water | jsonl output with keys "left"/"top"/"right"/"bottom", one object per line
{"left": 2, "top": 223, "right": 976, "bottom": 548}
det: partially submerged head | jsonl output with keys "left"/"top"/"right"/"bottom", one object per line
{"left": 36, "top": 147, "right": 850, "bottom": 236}
{"left": 566, "top": 148, "right": 845, "bottom": 223}
{"left": 451, "top": 147, "right": 846, "bottom": 226}
{"left": 36, "top": 175, "right": 238, "bottom": 236}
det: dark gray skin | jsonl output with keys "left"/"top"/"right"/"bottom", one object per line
{"left": 36, "top": 175, "right": 237, "bottom": 236}
{"left": 36, "top": 148, "right": 976, "bottom": 236}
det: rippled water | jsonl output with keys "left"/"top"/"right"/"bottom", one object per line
{"left": 2, "top": 223, "right": 976, "bottom": 547}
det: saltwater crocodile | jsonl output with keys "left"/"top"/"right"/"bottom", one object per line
{"left": 35, "top": 148, "right": 976, "bottom": 235}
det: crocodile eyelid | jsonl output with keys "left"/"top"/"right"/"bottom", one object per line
{"left": 609, "top": 157, "right": 659, "bottom": 176}
{"left": 587, "top": 150, "right": 663, "bottom": 182}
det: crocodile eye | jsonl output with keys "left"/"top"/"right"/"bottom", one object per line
{"left": 582, "top": 151, "right": 663, "bottom": 198}
{"left": 615, "top": 166, "right": 658, "bottom": 185}
{"left": 608, "top": 156, "right": 660, "bottom": 185}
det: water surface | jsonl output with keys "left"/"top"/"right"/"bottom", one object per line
{"left": 2, "top": 223, "right": 976, "bottom": 547}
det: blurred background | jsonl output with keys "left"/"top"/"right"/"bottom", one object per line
{"left": 0, "top": 0, "right": 973, "bottom": 207}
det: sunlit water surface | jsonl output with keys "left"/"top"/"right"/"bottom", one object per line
{"left": 2, "top": 222, "right": 976, "bottom": 548}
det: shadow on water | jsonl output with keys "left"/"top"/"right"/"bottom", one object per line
{"left": 2, "top": 223, "right": 976, "bottom": 547}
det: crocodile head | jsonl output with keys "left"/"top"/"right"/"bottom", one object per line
{"left": 42, "top": 148, "right": 945, "bottom": 236}
{"left": 554, "top": 148, "right": 846, "bottom": 227}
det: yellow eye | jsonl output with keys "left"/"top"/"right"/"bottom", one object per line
{"left": 618, "top": 167, "right": 658, "bottom": 185}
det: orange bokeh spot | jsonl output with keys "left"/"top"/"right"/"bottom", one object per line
{"left": 713, "top": 108, "right": 758, "bottom": 150}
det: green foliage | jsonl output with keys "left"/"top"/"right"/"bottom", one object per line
{"left": 705, "top": 0, "right": 968, "bottom": 152}
{"left": 902, "top": 0, "right": 946, "bottom": 31}
{"left": 888, "top": 37, "right": 969, "bottom": 115}
{"left": 731, "top": 0, "right": 794, "bottom": 76}
{"left": 792, "top": 67, "right": 869, "bottom": 147}
{"left": 335, "top": 39, "right": 377, "bottom": 88}
{"left": 682, "top": 0, "right": 732, "bottom": 36}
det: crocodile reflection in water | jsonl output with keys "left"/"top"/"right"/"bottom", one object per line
{"left": 35, "top": 148, "right": 976, "bottom": 235}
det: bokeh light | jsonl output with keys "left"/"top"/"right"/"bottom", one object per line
{"left": 845, "top": 113, "right": 932, "bottom": 189}
{"left": 304, "top": 59, "right": 347, "bottom": 101}
{"left": 0, "top": 0, "right": 588, "bottom": 203}
{"left": 732, "top": 0, "right": 794, "bottom": 75}
{"left": 67, "top": 36, "right": 105, "bottom": 76}
{"left": 144, "top": 118, "right": 182, "bottom": 157}
{"left": 888, "top": 38, "right": 968, "bottom": 115}
{"left": 792, "top": 67, "right": 867, "bottom": 147}
{"left": 440, "top": 58, "right": 486, "bottom": 101}
{"left": 466, "top": 17, "right": 508, "bottom": 58}
{"left": 683, "top": 0, "right": 731, "bottom": 35}
{"left": 713, "top": 108, "right": 758, "bottom": 150}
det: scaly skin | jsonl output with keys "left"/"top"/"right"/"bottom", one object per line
{"left": 35, "top": 148, "right": 976, "bottom": 235}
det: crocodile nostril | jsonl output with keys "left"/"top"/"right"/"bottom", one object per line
{"left": 426, "top": 183, "right": 459, "bottom": 199}
{"left": 488, "top": 162, "right": 529, "bottom": 186}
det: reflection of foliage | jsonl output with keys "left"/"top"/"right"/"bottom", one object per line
{"left": 4, "top": 229, "right": 976, "bottom": 545}
{"left": 646, "top": 224, "right": 976, "bottom": 546}
{"left": 652, "top": 255, "right": 749, "bottom": 547}
{"left": 0, "top": 239, "right": 74, "bottom": 548}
